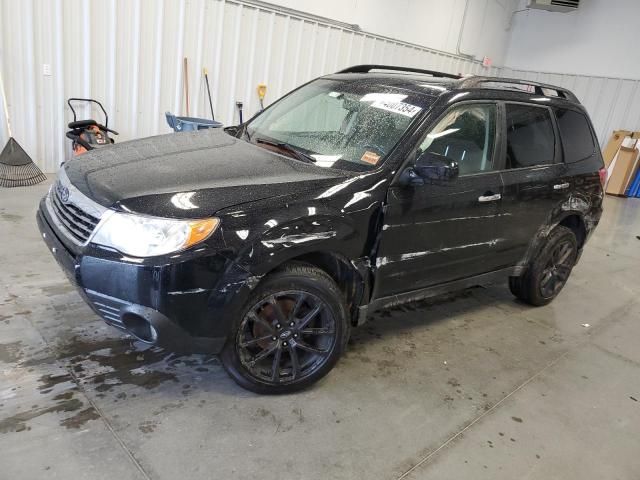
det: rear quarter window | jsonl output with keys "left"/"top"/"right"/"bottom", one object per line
{"left": 505, "top": 104, "right": 556, "bottom": 168}
{"left": 554, "top": 108, "right": 596, "bottom": 163}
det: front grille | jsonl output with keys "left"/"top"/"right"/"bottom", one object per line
{"left": 50, "top": 186, "right": 100, "bottom": 244}
{"left": 46, "top": 168, "right": 107, "bottom": 247}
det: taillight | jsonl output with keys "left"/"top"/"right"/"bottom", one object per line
{"left": 598, "top": 167, "right": 607, "bottom": 188}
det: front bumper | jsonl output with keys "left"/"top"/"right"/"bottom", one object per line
{"left": 37, "top": 199, "right": 252, "bottom": 354}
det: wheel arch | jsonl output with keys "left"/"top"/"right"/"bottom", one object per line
{"left": 250, "top": 250, "right": 370, "bottom": 327}
{"left": 557, "top": 213, "right": 587, "bottom": 249}
{"left": 520, "top": 211, "right": 587, "bottom": 269}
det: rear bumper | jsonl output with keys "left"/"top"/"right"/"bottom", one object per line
{"left": 37, "top": 200, "right": 253, "bottom": 354}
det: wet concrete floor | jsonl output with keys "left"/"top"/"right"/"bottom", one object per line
{"left": 1, "top": 181, "right": 639, "bottom": 479}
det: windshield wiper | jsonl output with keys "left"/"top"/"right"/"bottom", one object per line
{"left": 256, "top": 138, "right": 316, "bottom": 163}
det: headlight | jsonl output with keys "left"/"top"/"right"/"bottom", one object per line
{"left": 91, "top": 212, "right": 220, "bottom": 257}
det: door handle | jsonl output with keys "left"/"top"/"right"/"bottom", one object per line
{"left": 553, "top": 182, "right": 570, "bottom": 190}
{"left": 478, "top": 193, "right": 501, "bottom": 202}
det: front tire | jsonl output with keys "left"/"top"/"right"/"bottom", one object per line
{"left": 509, "top": 225, "right": 578, "bottom": 306}
{"left": 220, "top": 263, "right": 349, "bottom": 394}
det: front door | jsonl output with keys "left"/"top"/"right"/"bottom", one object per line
{"left": 373, "top": 102, "right": 506, "bottom": 299}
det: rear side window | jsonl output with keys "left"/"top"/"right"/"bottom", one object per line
{"left": 554, "top": 108, "right": 596, "bottom": 163}
{"left": 505, "top": 104, "right": 556, "bottom": 168}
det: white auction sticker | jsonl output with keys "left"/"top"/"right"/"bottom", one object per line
{"left": 360, "top": 92, "right": 407, "bottom": 103}
{"left": 370, "top": 100, "right": 422, "bottom": 118}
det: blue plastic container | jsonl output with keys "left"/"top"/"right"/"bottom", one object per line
{"left": 165, "top": 112, "right": 222, "bottom": 132}
{"left": 626, "top": 168, "right": 640, "bottom": 197}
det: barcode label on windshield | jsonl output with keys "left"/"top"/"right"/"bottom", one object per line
{"left": 370, "top": 100, "right": 422, "bottom": 118}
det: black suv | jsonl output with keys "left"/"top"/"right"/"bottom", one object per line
{"left": 37, "top": 65, "right": 605, "bottom": 393}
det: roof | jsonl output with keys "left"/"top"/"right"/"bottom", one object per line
{"left": 327, "top": 65, "right": 580, "bottom": 105}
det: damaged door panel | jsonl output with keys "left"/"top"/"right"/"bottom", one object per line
{"left": 372, "top": 101, "right": 506, "bottom": 299}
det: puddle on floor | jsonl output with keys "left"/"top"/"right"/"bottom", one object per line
{"left": 1, "top": 332, "right": 218, "bottom": 435}
{"left": 0, "top": 395, "right": 96, "bottom": 434}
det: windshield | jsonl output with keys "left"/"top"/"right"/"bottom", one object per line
{"left": 244, "top": 78, "right": 433, "bottom": 171}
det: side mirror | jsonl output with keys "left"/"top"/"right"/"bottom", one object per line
{"left": 224, "top": 125, "right": 241, "bottom": 137}
{"left": 414, "top": 152, "right": 459, "bottom": 182}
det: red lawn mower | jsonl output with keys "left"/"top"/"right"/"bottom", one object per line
{"left": 66, "top": 98, "right": 118, "bottom": 156}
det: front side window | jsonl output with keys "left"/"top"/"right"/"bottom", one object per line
{"left": 554, "top": 108, "right": 596, "bottom": 163}
{"left": 245, "top": 79, "right": 433, "bottom": 171}
{"left": 505, "top": 104, "right": 556, "bottom": 168}
{"left": 417, "top": 103, "right": 497, "bottom": 175}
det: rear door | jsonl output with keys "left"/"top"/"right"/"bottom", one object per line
{"left": 495, "top": 102, "right": 565, "bottom": 266}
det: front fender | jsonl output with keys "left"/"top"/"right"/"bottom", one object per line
{"left": 216, "top": 169, "right": 390, "bottom": 275}
{"left": 230, "top": 205, "right": 371, "bottom": 276}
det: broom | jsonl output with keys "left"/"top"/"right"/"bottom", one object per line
{"left": 0, "top": 71, "right": 47, "bottom": 187}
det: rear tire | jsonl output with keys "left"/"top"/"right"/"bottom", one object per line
{"left": 220, "top": 263, "right": 349, "bottom": 394}
{"left": 509, "top": 225, "right": 578, "bottom": 306}
{"left": 508, "top": 275, "right": 528, "bottom": 302}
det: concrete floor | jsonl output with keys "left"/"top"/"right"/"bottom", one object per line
{"left": 1, "top": 179, "right": 639, "bottom": 480}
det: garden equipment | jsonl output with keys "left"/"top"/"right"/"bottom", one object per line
{"left": 204, "top": 68, "right": 215, "bottom": 120}
{"left": 0, "top": 138, "right": 47, "bottom": 187}
{"left": 65, "top": 98, "right": 118, "bottom": 156}
{"left": 0, "top": 72, "right": 46, "bottom": 187}
{"left": 184, "top": 57, "right": 190, "bottom": 116}
{"left": 236, "top": 101, "right": 244, "bottom": 124}
{"left": 257, "top": 83, "right": 267, "bottom": 110}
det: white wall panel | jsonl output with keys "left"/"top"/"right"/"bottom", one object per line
{"left": 1, "top": 0, "right": 501, "bottom": 172}
{"left": 268, "top": 0, "right": 515, "bottom": 66}
{"left": 500, "top": 68, "right": 640, "bottom": 147}
{"left": 1, "top": 0, "right": 638, "bottom": 172}
{"left": 505, "top": 0, "right": 640, "bottom": 80}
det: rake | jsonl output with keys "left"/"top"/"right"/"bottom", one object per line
{"left": 0, "top": 71, "right": 46, "bottom": 187}
{"left": 0, "top": 138, "right": 47, "bottom": 187}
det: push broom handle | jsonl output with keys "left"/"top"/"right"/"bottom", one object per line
{"left": 204, "top": 68, "right": 215, "bottom": 121}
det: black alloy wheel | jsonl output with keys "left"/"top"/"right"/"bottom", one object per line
{"left": 220, "top": 263, "right": 349, "bottom": 394}
{"left": 508, "top": 225, "right": 578, "bottom": 306}
{"left": 237, "top": 291, "right": 337, "bottom": 384}
{"left": 538, "top": 239, "right": 574, "bottom": 299}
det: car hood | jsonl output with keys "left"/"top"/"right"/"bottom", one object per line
{"left": 64, "top": 129, "right": 346, "bottom": 217}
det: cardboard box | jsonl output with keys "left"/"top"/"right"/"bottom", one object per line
{"left": 606, "top": 145, "right": 640, "bottom": 195}
{"left": 602, "top": 130, "right": 640, "bottom": 167}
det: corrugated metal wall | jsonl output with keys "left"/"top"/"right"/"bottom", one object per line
{"left": 0, "top": 0, "right": 500, "bottom": 172}
{"left": 2, "top": 0, "right": 639, "bottom": 173}
{"left": 501, "top": 67, "right": 640, "bottom": 147}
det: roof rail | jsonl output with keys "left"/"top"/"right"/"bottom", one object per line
{"left": 337, "top": 64, "right": 461, "bottom": 79}
{"left": 458, "top": 76, "right": 579, "bottom": 103}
